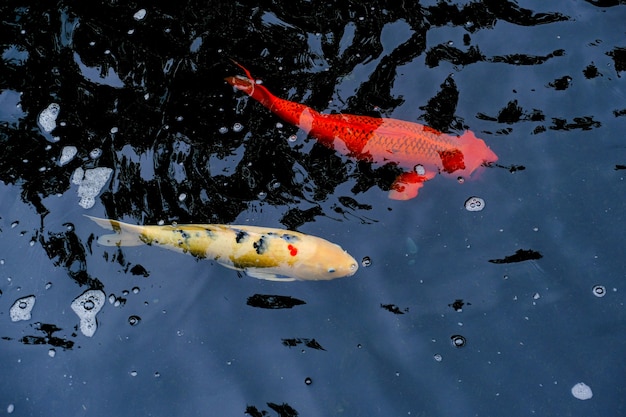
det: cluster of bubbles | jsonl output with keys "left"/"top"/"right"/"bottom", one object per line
{"left": 36, "top": 102, "right": 114, "bottom": 208}
{"left": 464, "top": 196, "right": 485, "bottom": 212}
{"left": 38, "top": 103, "right": 60, "bottom": 135}
{"left": 71, "top": 290, "right": 105, "bottom": 337}
{"left": 59, "top": 146, "right": 77, "bottom": 166}
{"left": 71, "top": 167, "right": 113, "bottom": 209}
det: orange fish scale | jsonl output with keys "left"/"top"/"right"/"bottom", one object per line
{"left": 311, "top": 114, "right": 460, "bottom": 168}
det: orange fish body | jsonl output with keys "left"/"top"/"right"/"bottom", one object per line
{"left": 225, "top": 63, "right": 497, "bottom": 199}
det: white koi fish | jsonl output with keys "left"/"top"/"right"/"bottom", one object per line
{"left": 86, "top": 216, "right": 358, "bottom": 282}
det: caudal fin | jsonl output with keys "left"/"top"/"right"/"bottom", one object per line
{"left": 224, "top": 61, "right": 278, "bottom": 108}
{"left": 85, "top": 215, "right": 145, "bottom": 247}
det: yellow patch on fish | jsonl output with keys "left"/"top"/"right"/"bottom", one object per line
{"left": 86, "top": 216, "right": 358, "bottom": 282}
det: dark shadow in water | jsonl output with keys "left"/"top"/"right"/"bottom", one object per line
{"left": 0, "top": 1, "right": 574, "bottom": 287}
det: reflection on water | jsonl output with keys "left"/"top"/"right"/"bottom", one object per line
{"left": 1, "top": 1, "right": 626, "bottom": 416}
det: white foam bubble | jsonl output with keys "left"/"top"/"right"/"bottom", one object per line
{"left": 71, "top": 167, "right": 113, "bottom": 209}
{"left": 59, "top": 146, "right": 78, "bottom": 166}
{"left": 38, "top": 103, "right": 60, "bottom": 133}
{"left": 10, "top": 295, "right": 36, "bottom": 322}
{"left": 464, "top": 196, "right": 485, "bottom": 212}
{"left": 133, "top": 9, "right": 146, "bottom": 20}
{"left": 571, "top": 382, "right": 593, "bottom": 400}
{"left": 71, "top": 290, "right": 105, "bottom": 337}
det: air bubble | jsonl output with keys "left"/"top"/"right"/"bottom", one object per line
{"left": 361, "top": 256, "right": 372, "bottom": 267}
{"left": 288, "top": 134, "right": 297, "bottom": 142}
{"left": 450, "top": 334, "right": 466, "bottom": 348}
{"left": 276, "top": 122, "right": 283, "bottom": 128}
{"left": 128, "top": 315, "right": 142, "bottom": 326}
{"left": 178, "top": 193, "right": 187, "bottom": 202}
{"left": 48, "top": 348, "right": 56, "bottom": 358}
{"left": 132, "top": 287, "right": 140, "bottom": 294}
{"left": 268, "top": 179, "right": 281, "bottom": 190}
{"left": 414, "top": 164, "right": 425, "bottom": 175}
{"left": 464, "top": 196, "right": 485, "bottom": 212}
{"left": 571, "top": 382, "right": 593, "bottom": 400}
{"left": 304, "top": 377, "right": 312, "bottom": 385}
{"left": 89, "top": 148, "right": 102, "bottom": 159}
{"left": 433, "top": 353, "right": 442, "bottom": 362}
{"left": 59, "top": 146, "right": 77, "bottom": 166}
{"left": 133, "top": 9, "right": 146, "bottom": 20}
{"left": 592, "top": 285, "right": 606, "bottom": 297}
{"left": 218, "top": 126, "right": 228, "bottom": 134}
{"left": 232, "top": 123, "right": 243, "bottom": 132}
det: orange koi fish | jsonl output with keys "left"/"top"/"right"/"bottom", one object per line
{"left": 225, "top": 63, "right": 498, "bottom": 200}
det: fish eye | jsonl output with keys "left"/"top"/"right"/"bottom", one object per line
{"left": 327, "top": 268, "right": 336, "bottom": 274}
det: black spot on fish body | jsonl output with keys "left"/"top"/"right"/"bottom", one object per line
{"left": 235, "top": 230, "right": 248, "bottom": 243}
{"left": 177, "top": 230, "right": 190, "bottom": 240}
{"left": 281, "top": 233, "right": 300, "bottom": 243}
{"left": 253, "top": 237, "right": 268, "bottom": 254}
{"left": 204, "top": 228, "right": 217, "bottom": 239}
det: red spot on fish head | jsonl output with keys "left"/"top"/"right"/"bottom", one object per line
{"left": 288, "top": 244, "right": 298, "bottom": 256}
{"left": 438, "top": 149, "right": 466, "bottom": 174}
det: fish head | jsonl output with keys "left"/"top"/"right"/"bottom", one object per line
{"left": 454, "top": 130, "right": 498, "bottom": 177}
{"left": 292, "top": 238, "right": 359, "bottom": 281}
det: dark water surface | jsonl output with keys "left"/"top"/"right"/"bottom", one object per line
{"left": 1, "top": 1, "right": 625, "bottom": 416}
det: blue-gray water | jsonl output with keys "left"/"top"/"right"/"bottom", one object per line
{"left": 1, "top": 1, "right": 625, "bottom": 416}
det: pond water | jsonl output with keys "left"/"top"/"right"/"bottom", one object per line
{"left": 1, "top": 1, "right": 625, "bottom": 416}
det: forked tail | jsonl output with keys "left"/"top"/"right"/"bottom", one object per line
{"left": 224, "top": 60, "right": 274, "bottom": 107}
{"left": 85, "top": 215, "right": 145, "bottom": 247}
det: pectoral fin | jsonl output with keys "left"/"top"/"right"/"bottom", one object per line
{"left": 389, "top": 171, "right": 433, "bottom": 200}
{"left": 245, "top": 269, "right": 297, "bottom": 282}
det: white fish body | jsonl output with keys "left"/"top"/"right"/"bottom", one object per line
{"left": 86, "top": 216, "right": 358, "bottom": 282}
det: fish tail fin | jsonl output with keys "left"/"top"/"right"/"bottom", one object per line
{"left": 85, "top": 215, "right": 145, "bottom": 247}
{"left": 224, "top": 61, "right": 275, "bottom": 107}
